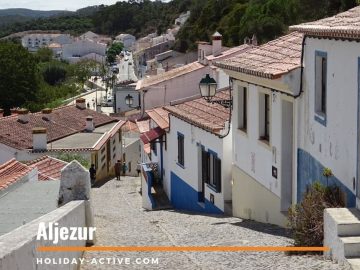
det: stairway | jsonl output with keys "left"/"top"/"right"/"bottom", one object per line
{"left": 325, "top": 208, "right": 360, "bottom": 270}
{"left": 152, "top": 184, "right": 172, "bottom": 210}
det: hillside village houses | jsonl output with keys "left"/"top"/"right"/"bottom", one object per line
{"left": 21, "top": 33, "right": 73, "bottom": 52}
{"left": 115, "top": 33, "right": 136, "bottom": 51}
{"left": 135, "top": 32, "right": 255, "bottom": 112}
{"left": 0, "top": 99, "right": 125, "bottom": 182}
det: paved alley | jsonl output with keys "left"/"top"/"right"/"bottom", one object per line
{"left": 80, "top": 177, "right": 348, "bottom": 270}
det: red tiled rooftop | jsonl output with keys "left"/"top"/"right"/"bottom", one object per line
{"left": 140, "top": 127, "right": 166, "bottom": 144}
{"left": 136, "top": 62, "right": 205, "bottom": 90}
{"left": 0, "top": 105, "right": 117, "bottom": 150}
{"left": 290, "top": 6, "right": 360, "bottom": 39}
{"left": 0, "top": 159, "right": 33, "bottom": 190}
{"left": 26, "top": 156, "right": 67, "bottom": 181}
{"left": 214, "top": 32, "right": 303, "bottom": 79}
{"left": 122, "top": 121, "right": 139, "bottom": 133}
{"left": 136, "top": 119, "right": 150, "bottom": 134}
{"left": 146, "top": 108, "right": 170, "bottom": 129}
{"left": 164, "top": 89, "right": 231, "bottom": 136}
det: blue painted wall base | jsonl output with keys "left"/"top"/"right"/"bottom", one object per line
{"left": 170, "top": 172, "right": 223, "bottom": 214}
{"left": 297, "top": 149, "right": 356, "bottom": 207}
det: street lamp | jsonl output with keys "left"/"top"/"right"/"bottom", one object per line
{"left": 199, "top": 74, "right": 218, "bottom": 101}
{"left": 125, "top": 94, "right": 134, "bottom": 107}
{"left": 199, "top": 74, "right": 233, "bottom": 108}
{"left": 198, "top": 74, "right": 233, "bottom": 138}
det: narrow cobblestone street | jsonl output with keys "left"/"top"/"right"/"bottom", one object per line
{"left": 80, "top": 176, "right": 348, "bottom": 270}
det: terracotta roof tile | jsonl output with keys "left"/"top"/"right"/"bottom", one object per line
{"left": 290, "top": 6, "right": 360, "bottom": 39}
{"left": 136, "top": 62, "right": 205, "bottom": 90}
{"left": 122, "top": 121, "right": 139, "bottom": 133}
{"left": 214, "top": 32, "right": 303, "bottom": 79}
{"left": 140, "top": 127, "right": 165, "bottom": 144}
{"left": 0, "top": 159, "right": 33, "bottom": 190}
{"left": 0, "top": 105, "right": 117, "bottom": 150}
{"left": 146, "top": 108, "right": 170, "bottom": 129}
{"left": 136, "top": 119, "right": 150, "bottom": 134}
{"left": 164, "top": 89, "right": 231, "bottom": 135}
{"left": 26, "top": 156, "right": 67, "bottom": 181}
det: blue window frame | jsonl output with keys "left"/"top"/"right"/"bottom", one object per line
{"left": 314, "top": 51, "right": 327, "bottom": 126}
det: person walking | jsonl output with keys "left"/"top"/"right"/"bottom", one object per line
{"left": 89, "top": 164, "right": 96, "bottom": 187}
{"left": 115, "top": 160, "right": 121, "bottom": 180}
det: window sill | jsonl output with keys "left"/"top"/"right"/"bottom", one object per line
{"left": 314, "top": 113, "right": 327, "bottom": 126}
{"left": 258, "top": 138, "right": 271, "bottom": 150}
{"left": 206, "top": 184, "right": 220, "bottom": 193}
{"left": 176, "top": 162, "right": 185, "bottom": 169}
{"left": 237, "top": 128, "right": 248, "bottom": 137}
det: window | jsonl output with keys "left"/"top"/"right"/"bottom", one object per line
{"left": 202, "top": 149, "right": 221, "bottom": 193}
{"left": 238, "top": 86, "right": 248, "bottom": 132}
{"left": 177, "top": 133, "right": 184, "bottom": 166}
{"left": 259, "top": 93, "right": 270, "bottom": 142}
{"left": 315, "top": 51, "right": 327, "bottom": 120}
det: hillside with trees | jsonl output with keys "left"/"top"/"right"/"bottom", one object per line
{"left": 0, "top": 0, "right": 358, "bottom": 50}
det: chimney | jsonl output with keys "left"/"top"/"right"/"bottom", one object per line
{"left": 251, "top": 34, "right": 258, "bottom": 46}
{"left": 32, "top": 127, "right": 47, "bottom": 151}
{"left": 42, "top": 108, "right": 52, "bottom": 121}
{"left": 212, "top": 31, "right": 222, "bottom": 57}
{"left": 76, "top": 98, "right": 86, "bottom": 110}
{"left": 17, "top": 108, "right": 29, "bottom": 124}
{"left": 85, "top": 116, "right": 94, "bottom": 132}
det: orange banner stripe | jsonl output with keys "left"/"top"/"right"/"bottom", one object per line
{"left": 37, "top": 246, "right": 330, "bottom": 252}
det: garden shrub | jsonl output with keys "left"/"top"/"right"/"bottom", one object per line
{"left": 288, "top": 181, "right": 346, "bottom": 248}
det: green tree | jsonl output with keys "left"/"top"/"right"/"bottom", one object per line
{"left": 42, "top": 62, "right": 68, "bottom": 86}
{"left": 72, "top": 59, "right": 97, "bottom": 89}
{"left": 0, "top": 42, "right": 39, "bottom": 116}
{"left": 35, "top": 47, "right": 54, "bottom": 62}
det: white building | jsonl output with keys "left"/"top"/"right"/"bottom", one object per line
{"left": 290, "top": 7, "right": 360, "bottom": 208}
{"left": 21, "top": 33, "right": 72, "bottom": 52}
{"left": 113, "top": 83, "right": 140, "bottom": 114}
{"left": 215, "top": 32, "right": 303, "bottom": 226}
{"left": 115, "top": 33, "right": 136, "bottom": 50}
{"left": 163, "top": 90, "right": 232, "bottom": 214}
{"left": 62, "top": 39, "right": 107, "bottom": 64}
{"left": 136, "top": 32, "right": 254, "bottom": 112}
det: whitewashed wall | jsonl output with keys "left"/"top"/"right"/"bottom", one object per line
{"left": 298, "top": 38, "right": 360, "bottom": 202}
{"left": 164, "top": 116, "right": 232, "bottom": 211}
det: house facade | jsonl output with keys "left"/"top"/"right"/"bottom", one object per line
{"left": 21, "top": 33, "right": 72, "bottom": 52}
{"left": 163, "top": 91, "right": 232, "bottom": 214}
{"left": 290, "top": 7, "right": 360, "bottom": 207}
{"left": 0, "top": 99, "right": 125, "bottom": 182}
{"left": 62, "top": 39, "right": 107, "bottom": 64}
{"left": 115, "top": 34, "right": 136, "bottom": 50}
{"left": 215, "top": 32, "right": 303, "bottom": 226}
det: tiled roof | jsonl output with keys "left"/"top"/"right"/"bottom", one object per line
{"left": 136, "top": 62, "right": 205, "bottom": 90}
{"left": 140, "top": 127, "right": 165, "bottom": 144}
{"left": 164, "top": 89, "right": 231, "bottom": 136}
{"left": 206, "top": 44, "right": 252, "bottom": 61}
{"left": 214, "top": 32, "right": 303, "bottom": 79}
{"left": 25, "top": 156, "right": 67, "bottom": 181}
{"left": 290, "top": 6, "right": 360, "bottom": 39}
{"left": 146, "top": 108, "right": 169, "bottom": 129}
{"left": 122, "top": 121, "right": 139, "bottom": 133}
{"left": 0, "top": 105, "right": 117, "bottom": 150}
{"left": 136, "top": 119, "right": 150, "bottom": 134}
{"left": 0, "top": 159, "right": 33, "bottom": 190}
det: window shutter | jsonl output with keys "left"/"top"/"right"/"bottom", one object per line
{"left": 214, "top": 157, "right": 221, "bottom": 193}
{"left": 202, "top": 150, "right": 209, "bottom": 183}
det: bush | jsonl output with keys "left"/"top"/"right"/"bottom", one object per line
{"left": 288, "top": 181, "right": 346, "bottom": 248}
{"left": 56, "top": 153, "right": 90, "bottom": 169}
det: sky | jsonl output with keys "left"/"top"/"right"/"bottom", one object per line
{"left": 0, "top": 0, "right": 123, "bottom": 11}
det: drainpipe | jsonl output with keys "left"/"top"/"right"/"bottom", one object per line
{"left": 294, "top": 35, "right": 307, "bottom": 98}
{"left": 160, "top": 139, "right": 164, "bottom": 184}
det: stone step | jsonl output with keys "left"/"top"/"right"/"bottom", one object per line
{"left": 341, "top": 237, "right": 360, "bottom": 257}
{"left": 328, "top": 208, "right": 360, "bottom": 236}
{"left": 347, "top": 258, "right": 360, "bottom": 270}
